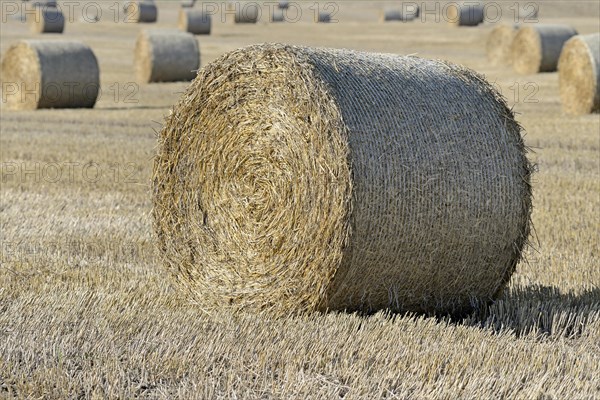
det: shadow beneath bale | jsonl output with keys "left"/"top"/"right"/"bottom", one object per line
{"left": 353, "top": 285, "right": 600, "bottom": 339}
{"left": 456, "top": 285, "right": 600, "bottom": 338}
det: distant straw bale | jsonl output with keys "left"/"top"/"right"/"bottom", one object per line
{"left": 152, "top": 43, "right": 533, "bottom": 316}
{"left": 233, "top": 2, "right": 259, "bottom": 23}
{"left": 29, "top": 6, "right": 64, "bottom": 33}
{"left": 125, "top": 0, "right": 158, "bottom": 23}
{"left": 558, "top": 33, "right": 600, "bottom": 115}
{"left": 272, "top": 9, "right": 285, "bottom": 22}
{"left": 317, "top": 11, "right": 331, "bottom": 23}
{"left": 134, "top": 29, "right": 200, "bottom": 83}
{"left": 380, "top": 9, "right": 415, "bottom": 22}
{"left": 1, "top": 40, "right": 100, "bottom": 110}
{"left": 179, "top": 9, "right": 211, "bottom": 34}
{"left": 447, "top": 3, "right": 484, "bottom": 26}
{"left": 486, "top": 24, "right": 519, "bottom": 65}
{"left": 511, "top": 24, "right": 578, "bottom": 74}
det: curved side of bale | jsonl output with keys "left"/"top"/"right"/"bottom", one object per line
{"left": 178, "top": 9, "right": 211, "bottom": 34}
{"left": 234, "top": 3, "right": 259, "bottom": 23}
{"left": 134, "top": 29, "right": 200, "bottom": 83}
{"left": 511, "top": 24, "right": 578, "bottom": 74}
{"left": 1, "top": 40, "right": 100, "bottom": 110}
{"left": 29, "top": 7, "right": 64, "bottom": 33}
{"left": 152, "top": 43, "right": 533, "bottom": 316}
{"left": 558, "top": 34, "right": 600, "bottom": 115}
{"left": 126, "top": 1, "right": 158, "bottom": 23}
{"left": 486, "top": 24, "right": 519, "bottom": 65}
{"left": 447, "top": 4, "right": 484, "bottom": 26}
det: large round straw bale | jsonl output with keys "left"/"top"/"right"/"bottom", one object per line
{"left": 178, "top": 9, "right": 211, "bottom": 34}
{"left": 447, "top": 3, "right": 484, "bottom": 26}
{"left": 152, "top": 43, "right": 533, "bottom": 316}
{"left": 486, "top": 24, "right": 519, "bottom": 65}
{"left": 558, "top": 33, "right": 600, "bottom": 115}
{"left": 29, "top": 7, "right": 64, "bottom": 33}
{"left": 1, "top": 40, "right": 99, "bottom": 110}
{"left": 134, "top": 29, "right": 200, "bottom": 83}
{"left": 125, "top": 0, "right": 157, "bottom": 23}
{"left": 511, "top": 24, "right": 578, "bottom": 74}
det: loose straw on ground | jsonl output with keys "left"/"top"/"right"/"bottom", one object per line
{"left": 152, "top": 43, "right": 533, "bottom": 316}
{"left": 558, "top": 33, "right": 600, "bottom": 115}
{"left": 1, "top": 40, "right": 100, "bottom": 110}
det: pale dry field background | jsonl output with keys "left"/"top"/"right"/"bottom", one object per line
{"left": 1, "top": 0, "right": 599, "bottom": 398}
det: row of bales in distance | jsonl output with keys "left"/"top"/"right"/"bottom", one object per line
{"left": 15, "top": 0, "right": 330, "bottom": 30}
{"left": 5, "top": 1, "right": 598, "bottom": 115}
{"left": 1, "top": 0, "right": 598, "bottom": 314}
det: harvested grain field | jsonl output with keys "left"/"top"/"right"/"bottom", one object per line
{"left": 1, "top": 1, "right": 599, "bottom": 398}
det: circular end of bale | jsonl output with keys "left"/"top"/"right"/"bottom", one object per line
{"left": 153, "top": 43, "right": 533, "bottom": 316}
{"left": 486, "top": 25, "right": 518, "bottom": 66}
{"left": 558, "top": 34, "right": 600, "bottom": 115}
{"left": 511, "top": 26, "right": 542, "bottom": 74}
{"left": 1, "top": 42, "right": 42, "bottom": 110}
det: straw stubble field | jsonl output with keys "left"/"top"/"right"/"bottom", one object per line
{"left": 0, "top": 1, "right": 599, "bottom": 398}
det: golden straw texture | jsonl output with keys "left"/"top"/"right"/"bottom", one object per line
{"left": 178, "top": 9, "right": 211, "bottom": 35}
{"left": 29, "top": 7, "right": 64, "bottom": 34}
{"left": 558, "top": 33, "right": 600, "bottom": 115}
{"left": 511, "top": 24, "right": 578, "bottom": 74}
{"left": 152, "top": 43, "right": 533, "bottom": 316}
{"left": 134, "top": 29, "right": 200, "bottom": 83}
{"left": 486, "top": 24, "right": 519, "bottom": 65}
{"left": 1, "top": 40, "right": 99, "bottom": 110}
